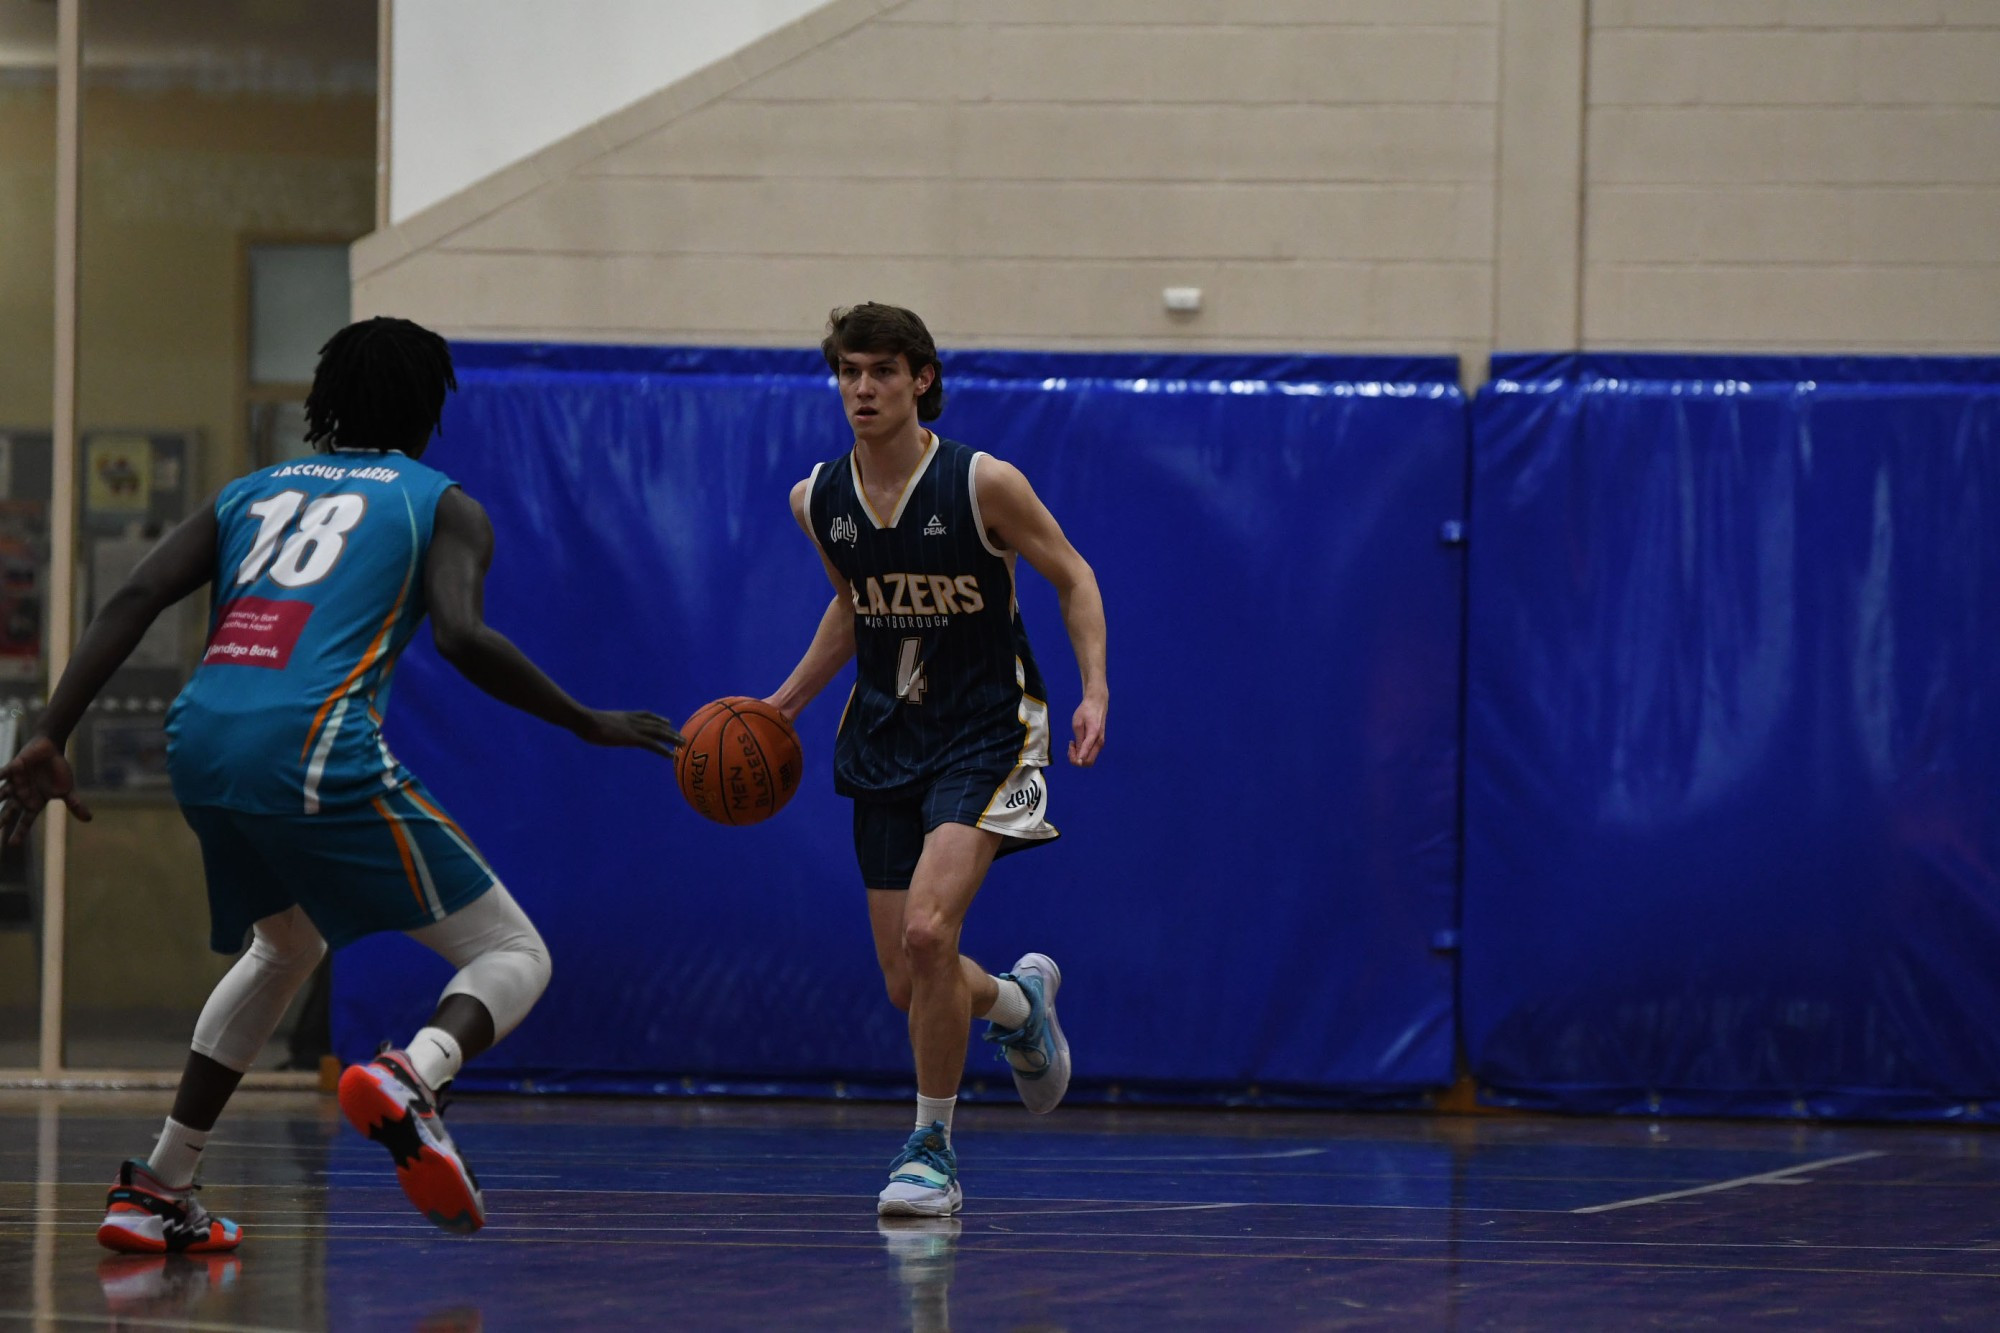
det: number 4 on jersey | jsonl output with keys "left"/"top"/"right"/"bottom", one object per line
{"left": 896, "top": 637, "right": 928, "bottom": 705}
{"left": 236, "top": 490, "right": 365, "bottom": 588}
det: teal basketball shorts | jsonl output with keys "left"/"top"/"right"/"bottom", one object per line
{"left": 181, "top": 779, "right": 498, "bottom": 953}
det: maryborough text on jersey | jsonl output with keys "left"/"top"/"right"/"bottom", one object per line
{"left": 849, "top": 572, "right": 986, "bottom": 629}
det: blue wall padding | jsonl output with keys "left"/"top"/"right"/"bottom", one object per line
{"left": 332, "top": 346, "right": 1470, "bottom": 1101}
{"left": 1463, "top": 354, "right": 2000, "bottom": 1119}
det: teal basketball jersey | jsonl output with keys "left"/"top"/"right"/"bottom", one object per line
{"left": 166, "top": 449, "right": 457, "bottom": 814}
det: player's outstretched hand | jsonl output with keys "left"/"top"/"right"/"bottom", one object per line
{"left": 575, "top": 709, "right": 684, "bottom": 759}
{"left": 0, "top": 736, "right": 93, "bottom": 845}
{"left": 1068, "top": 695, "right": 1107, "bottom": 767}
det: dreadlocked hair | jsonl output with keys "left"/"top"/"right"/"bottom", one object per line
{"left": 303, "top": 317, "right": 458, "bottom": 452}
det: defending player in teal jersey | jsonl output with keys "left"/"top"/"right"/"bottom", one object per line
{"left": 767, "top": 304, "right": 1110, "bottom": 1218}
{"left": 0, "top": 317, "right": 680, "bottom": 1253}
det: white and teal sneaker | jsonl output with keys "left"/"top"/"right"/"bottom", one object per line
{"left": 877, "top": 1122, "right": 962, "bottom": 1218}
{"left": 984, "top": 952, "right": 1071, "bottom": 1114}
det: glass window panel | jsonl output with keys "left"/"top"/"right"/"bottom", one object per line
{"left": 64, "top": 0, "right": 375, "bottom": 1071}
{"left": 0, "top": 0, "right": 57, "bottom": 1070}
{"left": 249, "top": 398, "right": 314, "bottom": 467}
{"left": 249, "top": 244, "right": 349, "bottom": 386}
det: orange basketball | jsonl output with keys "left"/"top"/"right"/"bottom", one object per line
{"left": 674, "top": 696, "right": 803, "bottom": 826}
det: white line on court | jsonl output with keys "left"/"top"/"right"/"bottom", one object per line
{"left": 0, "top": 1178, "right": 1575, "bottom": 1212}
{"left": 1047, "top": 1148, "right": 1329, "bottom": 1163}
{"left": 313, "top": 1169, "right": 560, "bottom": 1180}
{"left": 1572, "top": 1150, "right": 1885, "bottom": 1215}
{"left": 0, "top": 1313, "right": 302, "bottom": 1333}
{"left": 15, "top": 1201, "right": 2000, "bottom": 1256}
{"left": 982, "top": 1201, "right": 1254, "bottom": 1218}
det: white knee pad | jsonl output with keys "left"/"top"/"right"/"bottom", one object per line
{"left": 191, "top": 906, "right": 328, "bottom": 1073}
{"left": 406, "top": 883, "right": 550, "bottom": 1042}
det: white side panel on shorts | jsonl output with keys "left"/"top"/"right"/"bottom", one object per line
{"left": 977, "top": 765, "right": 1056, "bottom": 844}
{"left": 1015, "top": 657, "right": 1051, "bottom": 768}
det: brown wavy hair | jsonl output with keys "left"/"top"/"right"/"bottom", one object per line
{"left": 820, "top": 303, "right": 944, "bottom": 422}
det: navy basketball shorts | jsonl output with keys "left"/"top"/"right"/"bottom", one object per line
{"left": 181, "top": 779, "right": 498, "bottom": 953}
{"left": 853, "top": 759, "right": 1060, "bottom": 891}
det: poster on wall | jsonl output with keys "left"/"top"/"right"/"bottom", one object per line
{"left": 74, "top": 430, "right": 197, "bottom": 790}
{"left": 89, "top": 532, "right": 181, "bottom": 669}
{"left": 0, "top": 499, "right": 44, "bottom": 684}
{"left": 89, "top": 713, "right": 173, "bottom": 789}
{"left": 85, "top": 435, "right": 154, "bottom": 517}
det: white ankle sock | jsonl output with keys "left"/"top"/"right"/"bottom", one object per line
{"left": 983, "top": 976, "right": 1031, "bottom": 1030}
{"left": 146, "top": 1117, "right": 209, "bottom": 1190}
{"left": 916, "top": 1094, "right": 957, "bottom": 1139}
{"left": 406, "top": 1027, "right": 464, "bottom": 1092}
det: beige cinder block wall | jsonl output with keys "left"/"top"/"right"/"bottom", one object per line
{"left": 357, "top": 0, "right": 2000, "bottom": 364}
{"left": 356, "top": 0, "right": 1509, "bottom": 362}
{"left": 1584, "top": 0, "right": 2000, "bottom": 351}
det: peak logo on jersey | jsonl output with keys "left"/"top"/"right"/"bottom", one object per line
{"left": 849, "top": 573, "right": 986, "bottom": 620}
{"left": 829, "top": 514, "right": 859, "bottom": 546}
{"left": 1003, "top": 781, "right": 1043, "bottom": 813}
{"left": 202, "top": 597, "right": 313, "bottom": 669}
{"left": 923, "top": 514, "right": 948, "bottom": 536}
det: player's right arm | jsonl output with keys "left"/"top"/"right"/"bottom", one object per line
{"left": 0, "top": 499, "right": 223, "bottom": 842}
{"left": 426, "top": 487, "right": 681, "bottom": 758}
{"left": 765, "top": 477, "right": 856, "bottom": 724}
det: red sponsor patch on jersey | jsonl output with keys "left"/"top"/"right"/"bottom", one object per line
{"left": 202, "top": 597, "right": 313, "bottom": 669}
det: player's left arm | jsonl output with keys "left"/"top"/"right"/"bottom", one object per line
{"left": 426, "top": 487, "right": 682, "bottom": 757}
{"left": 977, "top": 458, "right": 1108, "bottom": 767}
{"left": 0, "top": 498, "right": 223, "bottom": 842}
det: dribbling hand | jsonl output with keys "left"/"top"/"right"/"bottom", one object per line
{"left": 1069, "top": 696, "right": 1107, "bottom": 767}
{"left": 0, "top": 736, "right": 93, "bottom": 845}
{"left": 575, "top": 710, "right": 684, "bottom": 760}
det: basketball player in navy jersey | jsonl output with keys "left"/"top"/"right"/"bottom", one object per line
{"left": 0, "top": 317, "right": 680, "bottom": 1252}
{"left": 768, "top": 303, "right": 1109, "bottom": 1216}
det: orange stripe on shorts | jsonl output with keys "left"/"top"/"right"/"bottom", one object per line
{"left": 371, "top": 796, "right": 426, "bottom": 912}
{"left": 403, "top": 786, "right": 469, "bottom": 843}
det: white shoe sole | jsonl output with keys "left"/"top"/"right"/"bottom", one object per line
{"left": 877, "top": 1182, "right": 963, "bottom": 1218}
{"left": 1010, "top": 952, "right": 1072, "bottom": 1114}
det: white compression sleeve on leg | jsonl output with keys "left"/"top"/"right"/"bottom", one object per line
{"left": 405, "top": 883, "right": 551, "bottom": 1043}
{"left": 190, "top": 907, "right": 328, "bottom": 1073}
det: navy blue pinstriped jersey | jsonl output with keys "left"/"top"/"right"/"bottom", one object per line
{"left": 808, "top": 435, "right": 1049, "bottom": 797}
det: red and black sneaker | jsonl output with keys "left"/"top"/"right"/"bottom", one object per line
{"left": 96, "top": 1160, "right": 242, "bottom": 1254}
{"left": 338, "top": 1049, "right": 486, "bottom": 1234}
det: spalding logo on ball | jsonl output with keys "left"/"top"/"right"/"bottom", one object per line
{"left": 675, "top": 696, "right": 803, "bottom": 825}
